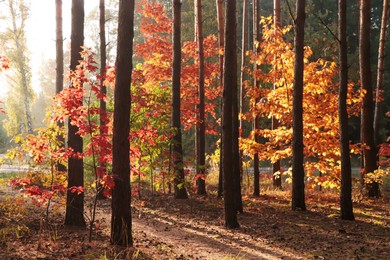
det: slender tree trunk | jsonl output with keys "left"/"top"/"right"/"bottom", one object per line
{"left": 195, "top": 0, "right": 206, "bottom": 195}
{"left": 339, "top": 0, "right": 354, "bottom": 220}
{"left": 252, "top": 0, "right": 260, "bottom": 197}
{"left": 272, "top": 0, "right": 282, "bottom": 188}
{"left": 110, "top": 0, "right": 135, "bottom": 246}
{"left": 374, "top": 0, "right": 389, "bottom": 147}
{"left": 9, "top": 1, "right": 33, "bottom": 135}
{"left": 97, "top": 0, "right": 107, "bottom": 200}
{"left": 223, "top": 0, "right": 239, "bottom": 228}
{"left": 65, "top": 0, "right": 86, "bottom": 227}
{"left": 239, "top": 0, "right": 248, "bottom": 184}
{"left": 291, "top": 0, "right": 306, "bottom": 211}
{"left": 217, "top": 0, "right": 225, "bottom": 198}
{"left": 172, "top": 0, "right": 188, "bottom": 199}
{"left": 55, "top": 0, "right": 66, "bottom": 172}
{"left": 359, "top": 0, "right": 380, "bottom": 198}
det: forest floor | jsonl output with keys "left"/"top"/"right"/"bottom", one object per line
{"left": 0, "top": 183, "right": 390, "bottom": 260}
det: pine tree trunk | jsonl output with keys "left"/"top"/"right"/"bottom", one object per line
{"left": 110, "top": 0, "right": 135, "bottom": 246}
{"left": 55, "top": 0, "right": 66, "bottom": 173}
{"left": 374, "top": 0, "right": 389, "bottom": 147}
{"left": 65, "top": 0, "right": 86, "bottom": 227}
{"left": 359, "top": 0, "right": 380, "bottom": 198}
{"left": 239, "top": 0, "right": 248, "bottom": 185}
{"left": 339, "top": 0, "right": 354, "bottom": 220}
{"left": 291, "top": 0, "right": 306, "bottom": 211}
{"left": 217, "top": 0, "right": 225, "bottom": 199}
{"left": 97, "top": 0, "right": 107, "bottom": 200}
{"left": 195, "top": 0, "right": 206, "bottom": 195}
{"left": 272, "top": 0, "right": 282, "bottom": 188}
{"left": 172, "top": 0, "right": 188, "bottom": 199}
{"left": 252, "top": 0, "right": 260, "bottom": 197}
{"left": 223, "top": 0, "right": 239, "bottom": 228}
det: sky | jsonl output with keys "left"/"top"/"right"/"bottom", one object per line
{"left": 0, "top": 0, "right": 97, "bottom": 96}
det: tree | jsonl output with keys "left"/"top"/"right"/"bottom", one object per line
{"left": 111, "top": 0, "right": 135, "bottom": 246}
{"left": 374, "top": 0, "right": 389, "bottom": 147}
{"left": 0, "top": 0, "right": 34, "bottom": 136}
{"left": 216, "top": 0, "right": 224, "bottom": 199}
{"left": 252, "top": 0, "right": 260, "bottom": 197}
{"left": 239, "top": 0, "right": 248, "bottom": 182}
{"left": 195, "top": 0, "right": 206, "bottom": 195}
{"left": 272, "top": 0, "right": 282, "bottom": 188}
{"left": 292, "top": 0, "right": 306, "bottom": 211}
{"left": 97, "top": 0, "right": 107, "bottom": 199}
{"left": 223, "top": 0, "right": 239, "bottom": 228}
{"left": 65, "top": 0, "right": 86, "bottom": 227}
{"left": 55, "top": 0, "right": 66, "bottom": 173}
{"left": 172, "top": 0, "right": 188, "bottom": 199}
{"left": 339, "top": 0, "right": 354, "bottom": 220}
{"left": 359, "top": 0, "right": 380, "bottom": 198}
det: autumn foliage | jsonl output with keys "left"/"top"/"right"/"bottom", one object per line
{"left": 241, "top": 18, "right": 362, "bottom": 189}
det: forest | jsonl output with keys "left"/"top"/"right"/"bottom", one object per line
{"left": 0, "top": 0, "right": 389, "bottom": 259}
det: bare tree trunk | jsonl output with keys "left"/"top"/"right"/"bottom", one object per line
{"left": 339, "top": 0, "right": 354, "bottom": 220}
{"left": 65, "top": 0, "right": 86, "bottom": 227}
{"left": 97, "top": 0, "right": 107, "bottom": 200}
{"left": 110, "top": 0, "right": 135, "bottom": 246}
{"left": 55, "top": 0, "right": 66, "bottom": 173}
{"left": 172, "top": 0, "right": 188, "bottom": 199}
{"left": 252, "top": 0, "right": 260, "bottom": 197}
{"left": 291, "top": 0, "right": 306, "bottom": 211}
{"left": 223, "top": 0, "right": 239, "bottom": 229}
{"left": 9, "top": 0, "right": 33, "bottom": 134}
{"left": 272, "top": 0, "right": 282, "bottom": 189}
{"left": 195, "top": 0, "right": 206, "bottom": 195}
{"left": 359, "top": 0, "right": 380, "bottom": 198}
{"left": 374, "top": 0, "right": 389, "bottom": 147}
{"left": 239, "top": 0, "right": 248, "bottom": 186}
{"left": 217, "top": 0, "right": 225, "bottom": 198}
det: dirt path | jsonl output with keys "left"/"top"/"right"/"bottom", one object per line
{"left": 1, "top": 185, "right": 390, "bottom": 259}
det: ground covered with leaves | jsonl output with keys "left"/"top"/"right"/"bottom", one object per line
{"left": 0, "top": 184, "right": 389, "bottom": 259}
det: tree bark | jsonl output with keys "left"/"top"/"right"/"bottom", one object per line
{"left": 97, "top": 0, "right": 107, "bottom": 200}
{"left": 110, "top": 0, "right": 135, "bottom": 246}
{"left": 217, "top": 0, "right": 225, "bottom": 199}
{"left": 223, "top": 0, "right": 239, "bottom": 228}
{"left": 272, "top": 0, "right": 282, "bottom": 188}
{"left": 252, "top": 0, "right": 260, "bottom": 197}
{"left": 291, "top": 0, "right": 306, "bottom": 211}
{"left": 339, "top": 0, "right": 354, "bottom": 220}
{"left": 55, "top": 0, "right": 66, "bottom": 173}
{"left": 195, "top": 0, "right": 206, "bottom": 195}
{"left": 172, "top": 0, "right": 188, "bottom": 199}
{"left": 65, "top": 0, "right": 86, "bottom": 227}
{"left": 374, "top": 0, "right": 389, "bottom": 147}
{"left": 359, "top": 0, "right": 380, "bottom": 198}
{"left": 239, "top": 0, "right": 248, "bottom": 186}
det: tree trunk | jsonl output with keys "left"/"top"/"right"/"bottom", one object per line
{"left": 217, "top": 0, "right": 225, "bottom": 199}
{"left": 252, "top": 0, "right": 260, "bottom": 197}
{"left": 65, "top": 0, "right": 86, "bottom": 227}
{"left": 272, "top": 0, "right": 282, "bottom": 188}
{"left": 55, "top": 0, "right": 66, "bottom": 173}
{"left": 110, "top": 0, "right": 135, "bottom": 246}
{"left": 339, "top": 0, "right": 354, "bottom": 220}
{"left": 9, "top": 1, "right": 33, "bottom": 135}
{"left": 239, "top": 0, "right": 248, "bottom": 186}
{"left": 97, "top": 0, "right": 107, "bottom": 200}
{"left": 172, "top": 0, "right": 188, "bottom": 199}
{"left": 195, "top": 0, "right": 206, "bottom": 195}
{"left": 374, "top": 0, "right": 389, "bottom": 147}
{"left": 291, "top": 0, "right": 306, "bottom": 211}
{"left": 359, "top": 0, "right": 380, "bottom": 198}
{"left": 223, "top": 0, "right": 239, "bottom": 229}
